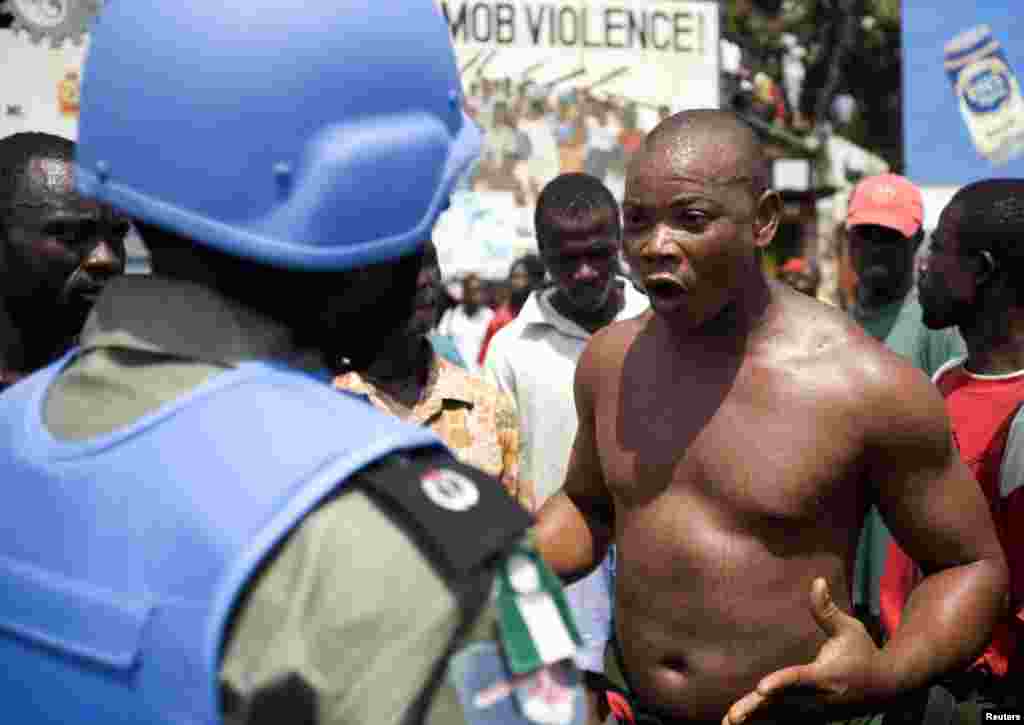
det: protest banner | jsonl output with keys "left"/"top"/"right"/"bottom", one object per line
{"left": 434, "top": 0, "right": 720, "bottom": 279}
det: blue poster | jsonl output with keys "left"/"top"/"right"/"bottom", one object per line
{"left": 903, "top": 2, "right": 1024, "bottom": 184}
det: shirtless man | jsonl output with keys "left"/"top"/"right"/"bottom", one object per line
{"left": 535, "top": 110, "right": 1009, "bottom": 724}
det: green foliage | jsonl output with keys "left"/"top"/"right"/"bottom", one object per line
{"left": 724, "top": 0, "right": 903, "bottom": 170}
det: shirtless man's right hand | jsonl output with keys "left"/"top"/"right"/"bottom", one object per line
{"left": 723, "top": 577, "right": 886, "bottom": 725}
{"left": 535, "top": 110, "right": 1008, "bottom": 724}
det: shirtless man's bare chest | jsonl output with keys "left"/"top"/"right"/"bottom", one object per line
{"left": 592, "top": 309, "right": 874, "bottom": 719}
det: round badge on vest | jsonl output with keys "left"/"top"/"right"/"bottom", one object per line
{"left": 421, "top": 468, "right": 480, "bottom": 512}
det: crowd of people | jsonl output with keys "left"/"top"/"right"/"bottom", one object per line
{"left": 463, "top": 76, "right": 661, "bottom": 203}
{"left": 0, "top": 3, "right": 1021, "bottom": 725}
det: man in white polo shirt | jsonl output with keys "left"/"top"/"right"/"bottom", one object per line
{"left": 485, "top": 172, "right": 648, "bottom": 723}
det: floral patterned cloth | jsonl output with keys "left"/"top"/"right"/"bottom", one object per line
{"left": 335, "top": 352, "right": 534, "bottom": 512}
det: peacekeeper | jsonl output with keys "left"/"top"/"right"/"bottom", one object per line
{"left": 0, "top": 2, "right": 585, "bottom": 725}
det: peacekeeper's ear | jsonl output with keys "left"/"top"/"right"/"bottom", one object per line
{"left": 753, "top": 190, "right": 782, "bottom": 250}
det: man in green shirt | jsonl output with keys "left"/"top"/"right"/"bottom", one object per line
{"left": 846, "top": 173, "right": 967, "bottom": 640}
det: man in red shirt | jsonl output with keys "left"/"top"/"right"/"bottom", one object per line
{"left": 883, "top": 179, "right": 1024, "bottom": 708}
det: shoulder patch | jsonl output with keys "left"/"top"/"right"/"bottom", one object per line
{"left": 357, "top": 451, "right": 534, "bottom": 580}
{"left": 448, "top": 641, "right": 585, "bottom": 725}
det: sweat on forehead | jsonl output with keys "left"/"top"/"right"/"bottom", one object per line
{"left": 638, "top": 109, "right": 768, "bottom": 191}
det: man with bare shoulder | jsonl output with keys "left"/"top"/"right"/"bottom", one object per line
{"left": 535, "top": 109, "right": 1009, "bottom": 725}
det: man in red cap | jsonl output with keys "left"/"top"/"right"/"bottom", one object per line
{"left": 845, "top": 173, "right": 966, "bottom": 644}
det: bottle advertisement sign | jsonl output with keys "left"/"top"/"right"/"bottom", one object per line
{"left": 904, "top": 2, "right": 1024, "bottom": 183}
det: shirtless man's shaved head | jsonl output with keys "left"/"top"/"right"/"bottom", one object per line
{"left": 537, "top": 109, "right": 1008, "bottom": 724}
{"left": 641, "top": 109, "right": 770, "bottom": 196}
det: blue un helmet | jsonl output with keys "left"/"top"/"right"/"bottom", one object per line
{"left": 75, "top": 1, "right": 480, "bottom": 271}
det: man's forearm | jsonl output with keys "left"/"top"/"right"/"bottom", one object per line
{"left": 878, "top": 557, "right": 1008, "bottom": 693}
{"left": 534, "top": 491, "right": 612, "bottom": 585}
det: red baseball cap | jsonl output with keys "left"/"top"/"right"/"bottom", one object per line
{"left": 780, "top": 257, "right": 808, "bottom": 275}
{"left": 845, "top": 173, "right": 923, "bottom": 238}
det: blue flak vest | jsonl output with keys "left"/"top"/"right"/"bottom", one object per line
{"left": 0, "top": 356, "right": 445, "bottom": 724}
